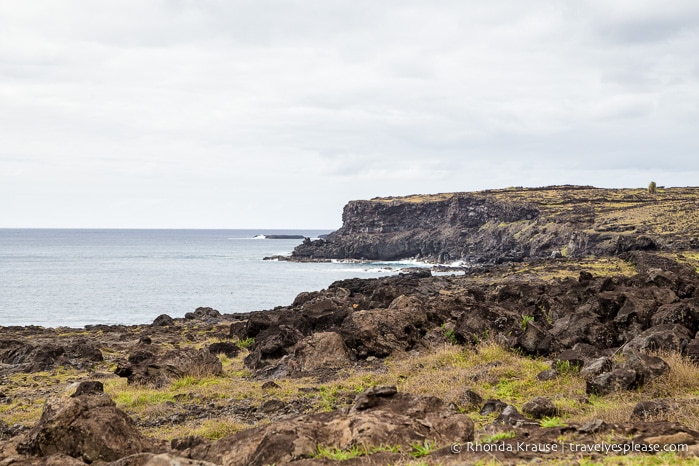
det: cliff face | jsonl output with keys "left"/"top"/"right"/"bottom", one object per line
{"left": 292, "top": 186, "right": 699, "bottom": 264}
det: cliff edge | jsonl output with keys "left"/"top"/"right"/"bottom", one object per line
{"left": 292, "top": 186, "right": 699, "bottom": 263}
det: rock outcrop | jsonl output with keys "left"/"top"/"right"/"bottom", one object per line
{"left": 289, "top": 186, "right": 699, "bottom": 263}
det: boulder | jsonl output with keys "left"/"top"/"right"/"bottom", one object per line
{"left": 631, "top": 400, "right": 674, "bottom": 421}
{"left": 623, "top": 349, "right": 670, "bottom": 385}
{"left": 495, "top": 405, "right": 538, "bottom": 427}
{"left": 580, "top": 357, "right": 614, "bottom": 380}
{"left": 516, "top": 321, "right": 552, "bottom": 355}
{"left": 115, "top": 348, "right": 222, "bottom": 386}
{"left": 522, "top": 396, "right": 558, "bottom": 419}
{"left": 622, "top": 324, "right": 692, "bottom": 353}
{"left": 339, "top": 295, "right": 428, "bottom": 358}
{"left": 290, "top": 332, "right": 350, "bottom": 375}
{"left": 586, "top": 368, "right": 637, "bottom": 395}
{"left": 151, "top": 314, "right": 175, "bottom": 327}
{"left": 191, "top": 390, "right": 474, "bottom": 466}
{"left": 184, "top": 307, "right": 221, "bottom": 321}
{"left": 18, "top": 392, "right": 152, "bottom": 463}
{"left": 207, "top": 342, "right": 240, "bottom": 358}
{"left": 480, "top": 399, "right": 507, "bottom": 416}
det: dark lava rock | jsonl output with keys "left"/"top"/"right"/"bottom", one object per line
{"left": 623, "top": 349, "right": 670, "bottom": 385}
{"left": 207, "top": 342, "right": 241, "bottom": 358}
{"left": 687, "top": 337, "right": 699, "bottom": 363}
{"left": 71, "top": 381, "right": 104, "bottom": 398}
{"left": 185, "top": 307, "right": 222, "bottom": 321}
{"left": 522, "top": 396, "right": 558, "bottom": 419}
{"left": 586, "top": 368, "right": 637, "bottom": 395}
{"left": 480, "top": 399, "right": 507, "bottom": 416}
{"left": 116, "top": 348, "right": 222, "bottom": 387}
{"left": 351, "top": 385, "right": 398, "bottom": 413}
{"left": 460, "top": 389, "right": 484, "bottom": 412}
{"left": 631, "top": 400, "right": 674, "bottom": 421}
{"left": 622, "top": 324, "right": 693, "bottom": 353}
{"left": 261, "top": 381, "right": 280, "bottom": 390}
{"left": 18, "top": 392, "right": 153, "bottom": 463}
{"left": 580, "top": 357, "right": 614, "bottom": 380}
{"left": 517, "top": 322, "right": 553, "bottom": 355}
{"left": 151, "top": 314, "right": 175, "bottom": 327}
{"left": 191, "top": 391, "right": 474, "bottom": 466}
{"left": 536, "top": 369, "right": 558, "bottom": 381}
{"left": 495, "top": 405, "right": 538, "bottom": 427}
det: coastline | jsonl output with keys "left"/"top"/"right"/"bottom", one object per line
{"left": 2, "top": 252, "right": 699, "bottom": 464}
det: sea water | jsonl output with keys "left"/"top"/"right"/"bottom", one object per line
{"left": 0, "top": 229, "right": 423, "bottom": 328}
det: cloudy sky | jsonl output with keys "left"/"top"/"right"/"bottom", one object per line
{"left": 1, "top": 1, "right": 698, "bottom": 228}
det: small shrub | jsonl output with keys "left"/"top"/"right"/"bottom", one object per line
{"left": 237, "top": 337, "right": 255, "bottom": 349}
{"left": 540, "top": 416, "right": 567, "bottom": 428}
{"left": 520, "top": 315, "right": 535, "bottom": 331}
{"left": 410, "top": 439, "right": 435, "bottom": 458}
{"left": 315, "top": 444, "right": 365, "bottom": 461}
{"left": 441, "top": 324, "right": 458, "bottom": 345}
{"left": 555, "top": 360, "right": 579, "bottom": 375}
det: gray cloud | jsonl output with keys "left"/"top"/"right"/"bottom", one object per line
{"left": 1, "top": 1, "right": 698, "bottom": 227}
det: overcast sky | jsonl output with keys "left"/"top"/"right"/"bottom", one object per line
{"left": 1, "top": 1, "right": 698, "bottom": 228}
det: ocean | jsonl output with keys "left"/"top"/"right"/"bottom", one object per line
{"left": 0, "top": 229, "right": 420, "bottom": 328}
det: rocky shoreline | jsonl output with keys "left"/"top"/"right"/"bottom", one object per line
{"left": 3, "top": 186, "right": 699, "bottom": 464}
{"left": 2, "top": 250, "right": 699, "bottom": 464}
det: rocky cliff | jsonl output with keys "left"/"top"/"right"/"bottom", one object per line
{"left": 292, "top": 186, "right": 699, "bottom": 263}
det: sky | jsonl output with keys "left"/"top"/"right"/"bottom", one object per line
{"left": 1, "top": 1, "right": 698, "bottom": 229}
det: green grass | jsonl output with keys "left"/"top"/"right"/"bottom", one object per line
{"left": 479, "top": 431, "right": 516, "bottom": 443}
{"left": 409, "top": 439, "right": 436, "bottom": 458}
{"left": 540, "top": 416, "right": 567, "bottom": 428}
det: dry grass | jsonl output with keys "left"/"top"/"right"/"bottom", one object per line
{"left": 3, "top": 337, "right": 699, "bottom": 452}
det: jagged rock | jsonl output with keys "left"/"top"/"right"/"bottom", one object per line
{"left": 459, "top": 389, "right": 484, "bottom": 412}
{"left": 151, "top": 314, "right": 175, "bottom": 327}
{"left": 495, "top": 405, "right": 538, "bottom": 427}
{"left": 622, "top": 324, "right": 692, "bottom": 353}
{"left": 480, "top": 399, "right": 507, "bottom": 416}
{"left": 578, "top": 419, "right": 607, "bottom": 434}
{"left": 18, "top": 392, "right": 152, "bottom": 463}
{"left": 350, "top": 385, "right": 398, "bottom": 413}
{"left": 184, "top": 307, "right": 221, "bottom": 321}
{"left": 623, "top": 349, "right": 670, "bottom": 385}
{"left": 191, "top": 391, "right": 474, "bottom": 466}
{"left": 339, "top": 295, "right": 427, "bottom": 358}
{"left": 0, "top": 339, "right": 102, "bottom": 373}
{"left": 586, "top": 368, "right": 637, "bottom": 395}
{"left": 207, "top": 342, "right": 240, "bottom": 358}
{"left": 244, "top": 325, "right": 304, "bottom": 370}
{"left": 290, "top": 332, "right": 350, "bottom": 374}
{"left": 71, "top": 381, "right": 104, "bottom": 397}
{"left": 115, "top": 348, "right": 222, "bottom": 387}
{"left": 687, "top": 337, "right": 699, "bottom": 363}
{"left": 631, "top": 400, "right": 674, "bottom": 421}
{"left": 651, "top": 302, "right": 699, "bottom": 333}
{"left": 522, "top": 397, "right": 558, "bottom": 419}
{"left": 517, "top": 321, "right": 552, "bottom": 355}
{"left": 580, "top": 357, "right": 614, "bottom": 380}
{"left": 536, "top": 369, "right": 558, "bottom": 381}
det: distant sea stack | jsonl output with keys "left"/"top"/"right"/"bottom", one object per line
{"left": 291, "top": 186, "right": 699, "bottom": 264}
